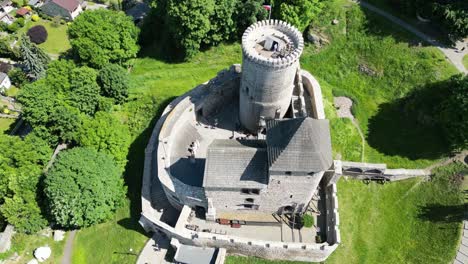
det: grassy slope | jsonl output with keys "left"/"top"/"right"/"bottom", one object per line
{"left": 302, "top": 0, "right": 457, "bottom": 168}
{"left": 0, "top": 233, "right": 66, "bottom": 263}
{"left": 227, "top": 163, "right": 466, "bottom": 264}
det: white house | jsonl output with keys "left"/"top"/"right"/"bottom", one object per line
{"left": 0, "top": 72, "right": 11, "bottom": 93}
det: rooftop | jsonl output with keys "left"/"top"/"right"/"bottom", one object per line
{"left": 267, "top": 118, "right": 333, "bottom": 172}
{"left": 49, "top": 0, "right": 80, "bottom": 12}
{"left": 203, "top": 139, "right": 268, "bottom": 189}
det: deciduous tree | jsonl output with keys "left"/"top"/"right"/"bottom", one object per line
{"left": 68, "top": 10, "right": 139, "bottom": 68}
{"left": 44, "top": 148, "right": 126, "bottom": 228}
{"left": 78, "top": 112, "right": 131, "bottom": 169}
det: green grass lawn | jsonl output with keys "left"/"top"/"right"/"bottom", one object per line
{"left": 71, "top": 0, "right": 461, "bottom": 262}
{"left": 19, "top": 19, "right": 71, "bottom": 56}
{"left": 0, "top": 118, "right": 14, "bottom": 133}
{"left": 0, "top": 232, "right": 66, "bottom": 263}
{"left": 463, "top": 54, "right": 468, "bottom": 70}
{"left": 227, "top": 163, "right": 466, "bottom": 264}
{"left": 35, "top": 20, "right": 71, "bottom": 56}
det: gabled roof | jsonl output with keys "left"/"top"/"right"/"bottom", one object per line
{"left": 266, "top": 117, "right": 332, "bottom": 172}
{"left": 203, "top": 139, "right": 268, "bottom": 189}
{"left": 49, "top": 0, "right": 80, "bottom": 12}
{"left": 16, "top": 7, "right": 30, "bottom": 16}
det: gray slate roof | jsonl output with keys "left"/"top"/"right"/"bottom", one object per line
{"left": 174, "top": 244, "right": 217, "bottom": 264}
{"left": 266, "top": 117, "right": 332, "bottom": 172}
{"left": 203, "top": 139, "right": 268, "bottom": 189}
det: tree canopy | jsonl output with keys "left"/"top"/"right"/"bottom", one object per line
{"left": 68, "top": 10, "right": 140, "bottom": 68}
{"left": 148, "top": 0, "right": 267, "bottom": 59}
{"left": 0, "top": 135, "right": 51, "bottom": 233}
{"left": 78, "top": 112, "right": 131, "bottom": 169}
{"left": 97, "top": 64, "right": 129, "bottom": 104}
{"left": 276, "top": 0, "right": 324, "bottom": 32}
{"left": 18, "top": 60, "right": 103, "bottom": 144}
{"left": 44, "top": 147, "right": 126, "bottom": 228}
{"left": 20, "top": 35, "right": 50, "bottom": 80}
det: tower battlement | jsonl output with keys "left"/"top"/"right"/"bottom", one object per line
{"left": 241, "top": 20, "right": 304, "bottom": 69}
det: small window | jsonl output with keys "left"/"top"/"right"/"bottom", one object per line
{"left": 245, "top": 86, "right": 249, "bottom": 94}
{"left": 245, "top": 198, "right": 254, "bottom": 203}
{"left": 289, "top": 195, "right": 293, "bottom": 198}
{"left": 251, "top": 189, "right": 260, "bottom": 195}
{"left": 285, "top": 171, "right": 292, "bottom": 175}
{"left": 307, "top": 172, "right": 314, "bottom": 176}
{"left": 241, "top": 188, "right": 250, "bottom": 194}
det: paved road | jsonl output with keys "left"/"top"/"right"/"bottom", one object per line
{"left": 136, "top": 233, "right": 172, "bottom": 264}
{"left": 355, "top": 0, "right": 467, "bottom": 74}
{"left": 61, "top": 230, "right": 76, "bottom": 264}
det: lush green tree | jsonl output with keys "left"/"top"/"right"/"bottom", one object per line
{"left": 49, "top": 104, "right": 82, "bottom": 143}
{"left": 438, "top": 74, "right": 467, "bottom": 150}
{"left": 78, "top": 112, "right": 131, "bottom": 169}
{"left": 19, "top": 35, "right": 50, "bottom": 80}
{"left": 44, "top": 59, "right": 76, "bottom": 92}
{"left": 44, "top": 147, "right": 126, "bottom": 228}
{"left": 205, "top": 0, "right": 236, "bottom": 45}
{"left": 68, "top": 10, "right": 139, "bottom": 68}
{"left": 69, "top": 67, "right": 100, "bottom": 115}
{"left": 0, "top": 135, "right": 51, "bottom": 233}
{"left": 233, "top": 0, "right": 268, "bottom": 36}
{"left": 97, "top": 64, "right": 129, "bottom": 104}
{"left": 434, "top": 2, "right": 468, "bottom": 41}
{"left": 19, "top": 80, "right": 58, "bottom": 127}
{"left": 277, "top": 0, "right": 324, "bottom": 32}
{"left": 166, "top": 0, "right": 214, "bottom": 58}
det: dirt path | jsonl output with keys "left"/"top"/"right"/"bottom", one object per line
{"left": 61, "top": 230, "right": 76, "bottom": 264}
{"left": 353, "top": 0, "right": 467, "bottom": 74}
{"left": 350, "top": 119, "right": 366, "bottom": 162}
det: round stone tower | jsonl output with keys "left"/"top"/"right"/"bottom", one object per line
{"left": 239, "top": 20, "right": 304, "bottom": 133}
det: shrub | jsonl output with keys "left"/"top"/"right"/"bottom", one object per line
{"left": 31, "top": 14, "right": 40, "bottom": 21}
{"left": 27, "top": 25, "right": 48, "bottom": 44}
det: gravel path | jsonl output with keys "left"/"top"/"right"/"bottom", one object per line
{"left": 61, "top": 230, "right": 76, "bottom": 264}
